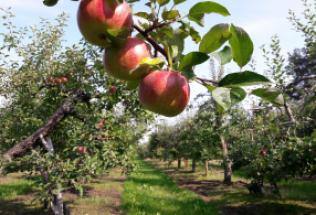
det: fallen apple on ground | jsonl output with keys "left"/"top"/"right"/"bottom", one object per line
{"left": 77, "top": 146, "right": 87, "bottom": 154}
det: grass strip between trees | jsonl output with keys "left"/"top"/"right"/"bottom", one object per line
{"left": 121, "top": 160, "right": 218, "bottom": 215}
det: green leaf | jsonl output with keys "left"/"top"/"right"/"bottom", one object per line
{"left": 126, "top": 80, "right": 140, "bottom": 90}
{"left": 216, "top": 46, "right": 232, "bottom": 65}
{"left": 212, "top": 87, "right": 231, "bottom": 111}
{"left": 203, "top": 83, "right": 216, "bottom": 92}
{"left": 181, "top": 68, "right": 196, "bottom": 80}
{"left": 229, "top": 24, "right": 254, "bottom": 68}
{"left": 134, "top": 12, "right": 151, "bottom": 20}
{"left": 140, "top": 57, "right": 163, "bottom": 65}
{"left": 158, "top": 0, "right": 170, "bottom": 6}
{"left": 189, "top": 27, "right": 201, "bottom": 43}
{"left": 252, "top": 88, "right": 285, "bottom": 106}
{"left": 179, "top": 52, "right": 209, "bottom": 70}
{"left": 43, "top": 0, "right": 58, "bottom": 6}
{"left": 162, "top": 10, "right": 180, "bottom": 21}
{"left": 199, "top": 24, "right": 231, "bottom": 54}
{"left": 230, "top": 87, "right": 247, "bottom": 105}
{"left": 219, "top": 71, "right": 270, "bottom": 87}
{"left": 174, "top": 0, "right": 186, "bottom": 5}
{"left": 189, "top": 1, "right": 230, "bottom": 26}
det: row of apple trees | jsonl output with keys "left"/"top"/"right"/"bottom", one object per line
{"left": 0, "top": 0, "right": 308, "bottom": 213}
{"left": 0, "top": 10, "right": 151, "bottom": 213}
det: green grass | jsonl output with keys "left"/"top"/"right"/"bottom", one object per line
{"left": 0, "top": 170, "right": 126, "bottom": 215}
{"left": 122, "top": 160, "right": 218, "bottom": 215}
{"left": 0, "top": 173, "right": 46, "bottom": 215}
{"left": 150, "top": 159, "right": 316, "bottom": 215}
{"left": 67, "top": 168, "right": 125, "bottom": 215}
{"left": 0, "top": 179, "right": 34, "bottom": 200}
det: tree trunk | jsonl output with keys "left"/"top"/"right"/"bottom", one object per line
{"left": 40, "top": 135, "right": 65, "bottom": 215}
{"left": 204, "top": 160, "right": 209, "bottom": 176}
{"left": 220, "top": 135, "right": 232, "bottom": 185}
{"left": 191, "top": 159, "right": 196, "bottom": 172}
{"left": 184, "top": 159, "right": 189, "bottom": 169}
{"left": 247, "top": 178, "right": 265, "bottom": 196}
{"left": 177, "top": 159, "right": 181, "bottom": 169}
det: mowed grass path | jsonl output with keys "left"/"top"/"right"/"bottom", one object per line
{"left": 121, "top": 160, "right": 218, "bottom": 215}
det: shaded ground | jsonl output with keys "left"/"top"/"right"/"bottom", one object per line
{"left": 150, "top": 160, "right": 316, "bottom": 215}
{"left": 0, "top": 170, "right": 126, "bottom": 215}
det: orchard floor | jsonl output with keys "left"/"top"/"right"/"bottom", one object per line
{"left": 0, "top": 169, "right": 126, "bottom": 215}
{"left": 144, "top": 159, "right": 316, "bottom": 215}
{"left": 0, "top": 160, "right": 315, "bottom": 215}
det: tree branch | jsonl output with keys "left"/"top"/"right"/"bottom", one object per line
{"left": 133, "top": 24, "right": 169, "bottom": 62}
{"left": 286, "top": 75, "right": 316, "bottom": 88}
{"left": 195, "top": 77, "right": 219, "bottom": 86}
{"left": 3, "top": 90, "right": 89, "bottom": 161}
{"left": 144, "top": 21, "right": 173, "bottom": 34}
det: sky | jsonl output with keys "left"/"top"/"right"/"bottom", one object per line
{"left": 0, "top": 0, "right": 306, "bottom": 122}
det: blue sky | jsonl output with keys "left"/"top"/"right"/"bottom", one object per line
{"left": 0, "top": 0, "right": 306, "bottom": 120}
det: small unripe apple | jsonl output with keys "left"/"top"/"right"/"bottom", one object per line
{"left": 139, "top": 70, "right": 190, "bottom": 117}
{"left": 104, "top": 37, "right": 151, "bottom": 80}
{"left": 77, "top": 146, "right": 87, "bottom": 154}
{"left": 77, "top": 0, "right": 133, "bottom": 47}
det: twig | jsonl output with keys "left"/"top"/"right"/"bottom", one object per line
{"left": 195, "top": 77, "right": 219, "bottom": 86}
{"left": 133, "top": 24, "right": 169, "bottom": 62}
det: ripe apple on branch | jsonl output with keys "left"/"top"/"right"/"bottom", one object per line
{"left": 74, "top": 0, "right": 270, "bottom": 117}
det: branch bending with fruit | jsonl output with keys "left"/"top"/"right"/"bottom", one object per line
{"left": 133, "top": 24, "right": 218, "bottom": 87}
{"left": 133, "top": 24, "right": 169, "bottom": 62}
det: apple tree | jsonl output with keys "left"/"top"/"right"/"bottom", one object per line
{"left": 0, "top": 0, "right": 280, "bottom": 213}
{"left": 0, "top": 9, "right": 150, "bottom": 214}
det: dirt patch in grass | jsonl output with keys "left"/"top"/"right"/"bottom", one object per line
{"left": 177, "top": 179, "right": 247, "bottom": 202}
{"left": 66, "top": 169, "right": 126, "bottom": 215}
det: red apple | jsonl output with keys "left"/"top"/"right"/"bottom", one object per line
{"left": 47, "top": 76, "right": 54, "bottom": 84}
{"left": 260, "top": 148, "right": 267, "bottom": 157}
{"left": 104, "top": 37, "right": 151, "bottom": 80}
{"left": 109, "top": 85, "right": 117, "bottom": 94}
{"left": 77, "top": 0, "right": 133, "bottom": 47}
{"left": 139, "top": 70, "right": 190, "bottom": 117}
{"left": 59, "top": 76, "right": 69, "bottom": 84}
{"left": 77, "top": 146, "right": 87, "bottom": 154}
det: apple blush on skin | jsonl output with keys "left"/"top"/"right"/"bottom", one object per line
{"left": 139, "top": 70, "right": 190, "bottom": 117}
{"left": 77, "top": 0, "right": 133, "bottom": 47}
{"left": 104, "top": 37, "right": 151, "bottom": 80}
